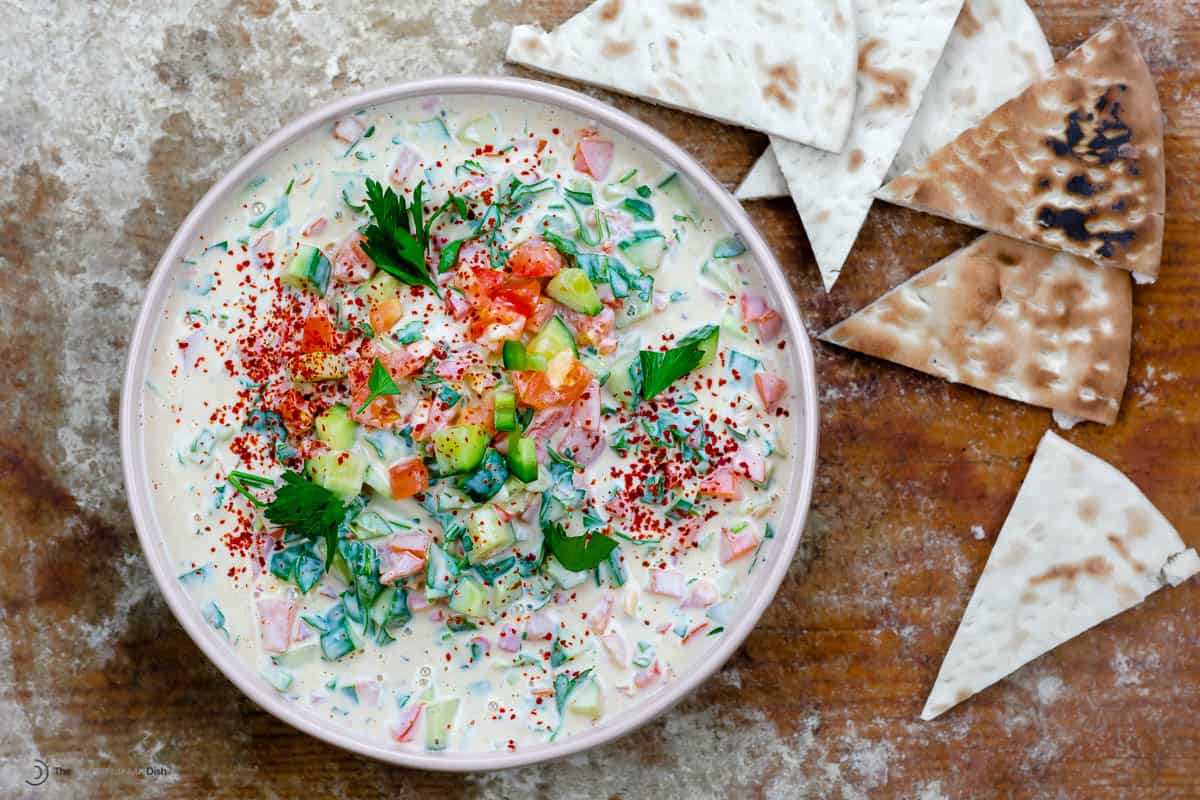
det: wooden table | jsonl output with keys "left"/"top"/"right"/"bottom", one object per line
{"left": 2, "top": 1, "right": 1197, "bottom": 797}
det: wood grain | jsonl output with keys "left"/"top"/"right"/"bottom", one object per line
{"left": 2, "top": 1, "right": 1199, "bottom": 797}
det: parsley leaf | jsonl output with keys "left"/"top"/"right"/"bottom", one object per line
{"left": 263, "top": 471, "right": 346, "bottom": 569}
{"left": 640, "top": 339, "right": 706, "bottom": 399}
{"left": 356, "top": 358, "right": 401, "bottom": 415}
{"left": 543, "top": 520, "right": 618, "bottom": 572}
{"left": 360, "top": 178, "right": 440, "bottom": 295}
{"left": 551, "top": 667, "right": 594, "bottom": 740}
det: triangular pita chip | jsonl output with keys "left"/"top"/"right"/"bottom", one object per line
{"left": 506, "top": 0, "right": 857, "bottom": 152}
{"left": 877, "top": 22, "right": 1166, "bottom": 280}
{"left": 821, "top": 233, "right": 1132, "bottom": 424}
{"left": 736, "top": 0, "right": 1053, "bottom": 200}
{"left": 770, "top": 0, "right": 963, "bottom": 292}
{"left": 922, "top": 430, "right": 1200, "bottom": 719}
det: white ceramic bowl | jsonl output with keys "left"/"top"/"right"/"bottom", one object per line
{"left": 119, "top": 76, "right": 819, "bottom": 771}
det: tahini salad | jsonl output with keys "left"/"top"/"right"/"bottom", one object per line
{"left": 143, "top": 95, "right": 795, "bottom": 752}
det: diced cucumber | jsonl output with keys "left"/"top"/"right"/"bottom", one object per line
{"left": 306, "top": 450, "right": 366, "bottom": 501}
{"left": 578, "top": 353, "right": 610, "bottom": 385}
{"left": 457, "top": 113, "right": 498, "bottom": 145}
{"left": 545, "top": 268, "right": 602, "bottom": 315}
{"left": 527, "top": 353, "right": 549, "bottom": 372}
{"left": 460, "top": 448, "right": 509, "bottom": 503}
{"left": 448, "top": 574, "right": 492, "bottom": 618}
{"left": 713, "top": 236, "right": 746, "bottom": 258}
{"left": 424, "top": 697, "right": 461, "bottom": 751}
{"left": 604, "top": 355, "right": 642, "bottom": 408}
{"left": 656, "top": 172, "right": 697, "bottom": 221}
{"left": 412, "top": 117, "right": 450, "bottom": 142}
{"left": 315, "top": 404, "right": 357, "bottom": 450}
{"left": 357, "top": 271, "right": 404, "bottom": 307}
{"left": 614, "top": 295, "right": 651, "bottom": 329}
{"left": 271, "top": 641, "right": 320, "bottom": 669}
{"left": 493, "top": 390, "right": 517, "bottom": 432}
{"left": 619, "top": 231, "right": 667, "bottom": 272}
{"left": 700, "top": 259, "right": 738, "bottom": 293}
{"left": 425, "top": 542, "right": 461, "bottom": 600}
{"left": 370, "top": 586, "right": 412, "bottom": 631}
{"left": 493, "top": 570, "right": 524, "bottom": 610}
{"left": 545, "top": 556, "right": 589, "bottom": 589}
{"left": 502, "top": 340, "right": 527, "bottom": 370}
{"left": 431, "top": 424, "right": 489, "bottom": 475}
{"left": 507, "top": 434, "right": 539, "bottom": 483}
{"left": 567, "top": 675, "right": 603, "bottom": 719}
{"left": 466, "top": 506, "right": 515, "bottom": 564}
{"left": 677, "top": 324, "right": 720, "bottom": 368}
{"left": 527, "top": 316, "right": 578, "bottom": 362}
{"left": 260, "top": 665, "right": 294, "bottom": 692}
{"left": 282, "top": 244, "right": 331, "bottom": 294}
{"left": 727, "top": 350, "right": 762, "bottom": 389}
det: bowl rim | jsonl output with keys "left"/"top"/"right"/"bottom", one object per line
{"left": 119, "top": 75, "right": 819, "bottom": 772}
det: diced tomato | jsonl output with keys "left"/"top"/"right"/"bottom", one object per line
{"left": 456, "top": 395, "right": 495, "bottom": 434}
{"left": 275, "top": 389, "right": 314, "bottom": 434}
{"left": 754, "top": 371, "right": 787, "bottom": 411}
{"left": 332, "top": 231, "right": 374, "bottom": 284}
{"left": 446, "top": 290, "right": 472, "bottom": 321}
{"left": 741, "top": 292, "right": 783, "bottom": 340}
{"left": 562, "top": 306, "right": 616, "bottom": 354}
{"left": 698, "top": 466, "right": 739, "bottom": 500}
{"left": 573, "top": 138, "right": 614, "bottom": 181}
{"left": 508, "top": 236, "right": 564, "bottom": 277}
{"left": 468, "top": 302, "right": 527, "bottom": 350}
{"left": 647, "top": 569, "right": 686, "bottom": 598}
{"left": 388, "top": 702, "right": 424, "bottom": 743}
{"left": 526, "top": 296, "right": 557, "bottom": 331}
{"left": 369, "top": 298, "right": 403, "bottom": 335}
{"left": 494, "top": 277, "right": 542, "bottom": 317}
{"left": 256, "top": 596, "right": 296, "bottom": 654}
{"left": 732, "top": 441, "right": 766, "bottom": 483}
{"left": 510, "top": 358, "right": 593, "bottom": 410}
{"left": 453, "top": 260, "right": 504, "bottom": 306}
{"left": 719, "top": 526, "right": 761, "bottom": 565}
{"left": 381, "top": 340, "right": 434, "bottom": 379}
{"left": 388, "top": 458, "right": 429, "bottom": 500}
{"left": 299, "top": 315, "right": 337, "bottom": 354}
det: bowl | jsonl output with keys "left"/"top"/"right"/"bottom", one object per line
{"left": 119, "top": 76, "right": 819, "bottom": 771}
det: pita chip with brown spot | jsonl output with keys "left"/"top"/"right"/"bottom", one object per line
{"left": 921, "top": 431, "right": 1200, "bottom": 720}
{"left": 820, "top": 233, "right": 1132, "bottom": 424}
{"left": 765, "top": 0, "right": 963, "bottom": 292}
{"left": 877, "top": 21, "right": 1166, "bottom": 280}
{"left": 505, "top": 0, "right": 858, "bottom": 152}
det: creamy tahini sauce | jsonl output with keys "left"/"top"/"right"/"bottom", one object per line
{"left": 142, "top": 95, "right": 796, "bottom": 753}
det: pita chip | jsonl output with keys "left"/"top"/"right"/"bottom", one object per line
{"left": 922, "top": 430, "right": 1200, "bottom": 720}
{"left": 769, "top": 0, "right": 963, "bottom": 292}
{"left": 506, "top": 0, "right": 858, "bottom": 152}
{"left": 877, "top": 22, "right": 1166, "bottom": 280}
{"left": 821, "top": 233, "right": 1132, "bottom": 424}
{"left": 736, "top": 0, "right": 1053, "bottom": 200}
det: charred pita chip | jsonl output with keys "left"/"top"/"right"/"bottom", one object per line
{"left": 820, "top": 233, "right": 1132, "bottom": 424}
{"left": 921, "top": 431, "right": 1200, "bottom": 720}
{"left": 506, "top": 0, "right": 857, "bottom": 152}
{"left": 877, "top": 22, "right": 1166, "bottom": 279}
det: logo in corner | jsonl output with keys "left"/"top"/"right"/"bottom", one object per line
{"left": 26, "top": 758, "right": 49, "bottom": 787}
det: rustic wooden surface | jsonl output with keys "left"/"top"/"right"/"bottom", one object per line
{"left": 2, "top": 1, "right": 1199, "bottom": 797}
